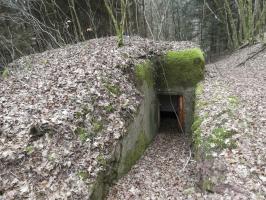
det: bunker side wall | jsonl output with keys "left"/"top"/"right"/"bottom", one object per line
{"left": 90, "top": 69, "right": 158, "bottom": 200}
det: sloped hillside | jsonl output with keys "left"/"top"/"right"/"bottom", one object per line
{"left": 194, "top": 44, "right": 266, "bottom": 199}
{"left": 0, "top": 37, "right": 195, "bottom": 199}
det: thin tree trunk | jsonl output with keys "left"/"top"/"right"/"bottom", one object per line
{"left": 224, "top": 0, "right": 239, "bottom": 48}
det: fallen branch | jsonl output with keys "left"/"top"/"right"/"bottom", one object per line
{"left": 236, "top": 44, "right": 266, "bottom": 67}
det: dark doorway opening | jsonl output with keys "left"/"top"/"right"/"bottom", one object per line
{"left": 158, "top": 95, "right": 185, "bottom": 133}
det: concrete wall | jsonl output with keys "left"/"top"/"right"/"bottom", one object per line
{"left": 117, "top": 81, "right": 159, "bottom": 177}
{"left": 89, "top": 80, "right": 159, "bottom": 200}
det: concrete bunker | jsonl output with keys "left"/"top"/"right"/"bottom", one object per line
{"left": 155, "top": 48, "right": 205, "bottom": 135}
{"left": 90, "top": 48, "right": 205, "bottom": 199}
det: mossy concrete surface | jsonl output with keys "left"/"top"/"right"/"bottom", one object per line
{"left": 117, "top": 83, "right": 158, "bottom": 176}
{"left": 135, "top": 61, "right": 154, "bottom": 88}
{"left": 157, "top": 48, "right": 205, "bottom": 89}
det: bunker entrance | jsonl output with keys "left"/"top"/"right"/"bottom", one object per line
{"left": 158, "top": 95, "right": 185, "bottom": 133}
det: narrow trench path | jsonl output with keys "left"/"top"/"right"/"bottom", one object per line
{"left": 107, "top": 119, "right": 201, "bottom": 200}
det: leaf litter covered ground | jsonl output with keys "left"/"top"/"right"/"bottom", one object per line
{"left": 0, "top": 36, "right": 195, "bottom": 200}
{"left": 107, "top": 44, "right": 266, "bottom": 200}
{"left": 195, "top": 43, "right": 266, "bottom": 199}
{"left": 107, "top": 120, "right": 200, "bottom": 200}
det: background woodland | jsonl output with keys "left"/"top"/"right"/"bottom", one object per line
{"left": 0, "top": 0, "right": 265, "bottom": 65}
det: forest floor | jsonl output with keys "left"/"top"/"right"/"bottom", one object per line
{"left": 107, "top": 43, "right": 266, "bottom": 200}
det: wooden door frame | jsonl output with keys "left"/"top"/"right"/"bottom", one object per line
{"left": 177, "top": 95, "right": 185, "bottom": 132}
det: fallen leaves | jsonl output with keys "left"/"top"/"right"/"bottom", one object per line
{"left": 0, "top": 36, "right": 195, "bottom": 199}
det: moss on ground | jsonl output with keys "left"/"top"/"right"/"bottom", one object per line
{"left": 25, "top": 145, "right": 34, "bottom": 155}
{"left": 104, "top": 104, "right": 114, "bottom": 113}
{"left": 75, "top": 127, "right": 90, "bottom": 142}
{"left": 77, "top": 170, "right": 89, "bottom": 181}
{"left": 201, "top": 178, "right": 214, "bottom": 192}
{"left": 97, "top": 154, "right": 107, "bottom": 167}
{"left": 195, "top": 82, "right": 204, "bottom": 95}
{"left": 207, "top": 128, "right": 237, "bottom": 151}
{"left": 228, "top": 95, "right": 239, "bottom": 108}
{"left": 92, "top": 120, "right": 103, "bottom": 133}
{"left": 104, "top": 82, "right": 121, "bottom": 96}
{"left": 157, "top": 48, "right": 205, "bottom": 88}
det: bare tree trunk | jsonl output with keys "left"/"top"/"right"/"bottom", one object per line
{"left": 104, "top": 0, "right": 128, "bottom": 47}
{"left": 224, "top": 0, "right": 239, "bottom": 48}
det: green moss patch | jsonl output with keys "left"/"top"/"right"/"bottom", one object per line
{"left": 157, "top": 48, "right": 205, "bottom": 88}
{"left": 104, "top": 82, "right": 121, "bottom": 96}
{"left": 104, "top": 104, "right": 114, "bottom": 113}
{"left": 75, "top": 127, "right": 90, "bottom": 142}
{"left": 228, "top": 95, "right": 240, "bottom": 108}
{"left": 97, "top": 154, "right": 108, "bottom": 168}
{"left": 122, "top": 131, "right": 150, "bottom": 173}
{"left": 192, "top": 115, "right": 204, "bottom": 158}
{"left": 201, "top": 178, "right": 214, "bottom": 192}
{"left": 25, "top": 145, "right": 34, "bottom": 155}
{"left": 77, "top": 170, "right": 89, "bottom": 181}
{"left": 92, "top": 120, "right": 103, "bottom": 133}
{"left": 195, "top": 82, "right": 204, "bottom": 95}
{"left": 207, "top": 128, "right": 237, "bottom": 151}
{"left": 135, "top": 61, "right": 154, "bottom": 87}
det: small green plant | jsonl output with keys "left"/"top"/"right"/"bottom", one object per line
{"left": 92, "top": 120, "right": 103, "bottom": 133}
{"left": 195, "top": 83, "right": 204, "bottom": 96}
{"left": 77, "top": 170, "right": 89, "bottom": 181}
{"left": 74, "top": 106, "right": 91, "bottom": 119}
{"left": 97, "top": 154, "right": 107, "bottom": 167}
{"left": 48, "top": 153, "right": 56, "bottom": 161}
{"left": 207, "top": 127, "right": 237, "bottom": 150}
{"left": 104, "top": 83, "right": 121, "bottom": 96}
{"left": 105, "top": 104, "right": 114, "bottom": 113}
{"left": 1, "top": 67, "right": 9, "bottom": 79}
{"left": 228, "top": 95, "right": 239, "bottom": 107}
{"left": 74, "top": 111, "right": 83, "bottom": 119}
{"left": 25, "top": 145, "right": 34, "bottom": 154}
{"left": 201, "top": 178, "right": 214, "bottom": 192}
{"left": 75, "top": 127, "right": 89, "bottom": 142}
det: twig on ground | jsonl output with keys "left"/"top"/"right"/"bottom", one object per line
{"left": 181, "top": 148, "right": 192, "bottom": 172}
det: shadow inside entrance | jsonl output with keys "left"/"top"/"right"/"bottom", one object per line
{"left": 158, "top": 94, "right": 185, "bottom": 134}
{"left": 159, "top": 111, "right": 180, "bottom": 134}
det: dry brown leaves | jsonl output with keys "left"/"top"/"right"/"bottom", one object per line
{"left": 0, "top": 36, "right": 194, "bottom": 199}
